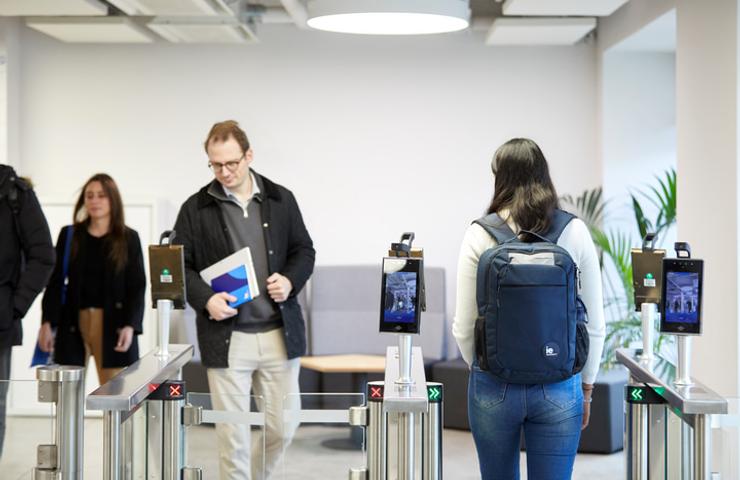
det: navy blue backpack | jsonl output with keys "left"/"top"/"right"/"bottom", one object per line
{"left": 474, "top": 209, "right": 589, "bottom": 384}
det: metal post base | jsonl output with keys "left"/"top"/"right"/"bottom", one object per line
{"left": 35, "top": 366, "right": 84, "bottom": 480}
{"left": 349, "top": 467, "right": 369, "bottom": 480}
{"left": 33, "top": 469, "right": 61, "bottom": 480}
{"left": 182, "top": 467, "right": 203, "bottom": 480}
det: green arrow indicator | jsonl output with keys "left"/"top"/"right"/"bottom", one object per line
{"left": 427, "top": 386, "right": 441, "bottom": 401}
{"left": 645, "top": 273, "right": 654, "bottom": 280}
{"left": 630, "top": 388, "right": 644, "bottom": 402}
{"left": 162, "top": 268, "right": 170, "bottom": 276}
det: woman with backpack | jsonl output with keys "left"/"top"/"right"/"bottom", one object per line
{"left": 38, "top": 173, "right": 146, "bottom": 385}
{"left": 453, "top": 138, "right": 605, "bottom": 479}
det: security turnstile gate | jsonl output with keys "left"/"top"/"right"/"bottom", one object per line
{"left": 87, "top": 343, "right": 194, "bottom": 480}
{"left": 618, "top": 348, "right": 727, "bottom": 480}
{"left": 33, "top": 365, "right": 85, "bottom": 480}
{"left": 349, "top": 343, "right": 443, "bottom": 480}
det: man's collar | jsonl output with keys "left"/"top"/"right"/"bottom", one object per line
{"left": 198, "top": 169, "right": 279, "bottom": 209}
{"left": 208, "top": 170, "right": 263, "bottom": 204}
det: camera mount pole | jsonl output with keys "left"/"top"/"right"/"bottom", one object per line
{"left": 674, "top": 242, "right": 694, "bottom": 387}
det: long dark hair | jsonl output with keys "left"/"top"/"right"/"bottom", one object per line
{"left": 486, "top": 138, "right": 559, "bottom": 235}
{"left": 72, "top": 173, "right": 128, "bottom": 272}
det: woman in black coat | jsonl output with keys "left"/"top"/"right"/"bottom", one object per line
{"left": 39, "top": 173, "right": 145, "bottom": 384}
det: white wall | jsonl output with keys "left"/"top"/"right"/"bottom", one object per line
{"left": 675, "top": 0, "right": 740, "bottom": 397}
{"left": 598, "top": 0, "right": 676, "bottom": 53}
{"left": 0, "top": 18, "right": 21, "bottom": 169}
{"left": 602, "top": 51, "right": 676, "bottom": 239}
{"left": 16, "top": 24, "right": 599, "bottom": 358}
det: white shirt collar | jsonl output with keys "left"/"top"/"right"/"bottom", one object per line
{"left": 222, "top": 171, "right": 260, "bottom": 205}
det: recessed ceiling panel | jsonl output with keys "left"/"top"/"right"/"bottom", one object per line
{"left": 503, "top": 0, "right": 629, "bottom": 17}
{"left": 148, "top": 17, "right": 257, "bottom": 43}
{"left": 0, "top": 0, "right": 107, "bottom": 16}
{"left": 486, "top": 17, "right": 596, "bottom": 46}
{"left": 26, "top": 17, "right": 154, "bottom": 43}
{"left": 106, "top": 0, "right": 232, "bottom": 16}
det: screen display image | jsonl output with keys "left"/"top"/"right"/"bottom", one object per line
{"left": 380, "top": 257, "right": 422, "bottom": 333}
{"left": 664, "top": 271, "right": 700, "bottom": 324}
{"left": 383, "top": 271, "right": 418, "bottom": 324}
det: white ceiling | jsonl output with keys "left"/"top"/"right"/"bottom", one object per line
{"left": 0, "top": 0, "right": 107, "bottom": 16}
{"left": 4, "top": 0, "right": 634, "bottom": 45}
{"left": 503, "top": 0, "right": 629, "bottom": 17}
{"left": 486, "top": 17, "right": 596, "bottom": 46}
{"left": 25, "top": 17, "right": 154, "bottom": 43}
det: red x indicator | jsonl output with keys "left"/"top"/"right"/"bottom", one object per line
{"left": 370, "top": 386, "right": 383, "bottom": 400}
{"left": 169, "top": 385, "right": 182, "bottom": 397}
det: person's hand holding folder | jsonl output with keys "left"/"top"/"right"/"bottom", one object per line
{"left": 206, "top": 292, "right": 239, "bottom": 321}
{"left": 200, "top": 247, "right": 260, "bottom": 316}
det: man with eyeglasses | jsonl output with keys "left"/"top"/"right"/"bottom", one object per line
{"left": 174, "top": 120, "right": 315, "bottom": 480}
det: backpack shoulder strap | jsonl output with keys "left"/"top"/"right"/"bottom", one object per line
{"left": 61, "top": 226, "right": 74, "bottom": 305}
{"left": 542, "top": 209, "right": 577, "bottom": 243}
{"left": 473, "top": 213, "right": 517, "bottom": 244}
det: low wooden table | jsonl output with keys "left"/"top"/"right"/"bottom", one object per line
{"left": 299, "top": 354, "right": 386, "bottom": 450}
{"left": 300, "top": 354, "right": 386, "bottom": 374}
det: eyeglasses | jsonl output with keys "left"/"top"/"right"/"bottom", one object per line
{"left": 208, "top": 154, "right": 245, "bottom": 173}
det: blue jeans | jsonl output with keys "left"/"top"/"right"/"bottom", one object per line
{"left": 468, "top": 366, "right": 583, "bottom": 480}
{"left": 0, "top": 345, "right": 10, "bottom": 459}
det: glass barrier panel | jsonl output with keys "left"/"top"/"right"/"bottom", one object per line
{"left": 279, "top": 393, "right": 365, "bottom": 480}
{"left": 187, "top": 392, "right": 266, "bottom": 480}
{"left": 713, "top": 396, "right": 740, "bottom": 479}
{"left": 0, "top": 379, "right": 54, "bottom": 479}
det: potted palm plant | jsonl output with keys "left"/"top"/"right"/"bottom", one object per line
{"left": 561, "top": 169, "right": 676, "bottom": 454}
{"left": 562, "top": 169, "right": 677, "bottom": 364}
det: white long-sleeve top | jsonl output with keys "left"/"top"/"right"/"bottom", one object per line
{"left": 452, "top": 215, "right": 606, "bottom": 385}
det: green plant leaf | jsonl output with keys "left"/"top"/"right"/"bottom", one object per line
{"left": 631, "top": 194, "right": 652, "bottom": 240}
{"left": 560, "top": 187, "right": 606, "bottom": 228}
{"left": 640, "top": 168, "right": 677, "bottom": 237}
{"left": 562, "top": 171, "right": 677, "bottom": 367}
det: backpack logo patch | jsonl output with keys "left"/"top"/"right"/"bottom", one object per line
{"left": 543, "top": 342, "right": 560, "bottom": 358}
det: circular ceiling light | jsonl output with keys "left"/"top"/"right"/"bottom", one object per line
{"left": 306, "top": 0, "right": 471, "bottom": 35}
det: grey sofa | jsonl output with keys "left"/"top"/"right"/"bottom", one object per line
{"left": 307, "top": 265, "right": 446, "bottom": 359}
{"left": 179, "top": 265, "right": 447, "bottom": 395}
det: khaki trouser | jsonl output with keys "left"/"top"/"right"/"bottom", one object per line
{"left": 207, "top": 328, "right": 301, "bottom": 480}
{"left": 78, "top": 308, "right": 122, "bottom": 385}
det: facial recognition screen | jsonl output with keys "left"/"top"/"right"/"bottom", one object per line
{"left": 664, "top": 271, "right": 700, "bottom": 324}
{"left": 380, "top": 258, "right": 421, "bottom": 333}
{"left": 660, "top": 258, "right": 703, "bottom": 335}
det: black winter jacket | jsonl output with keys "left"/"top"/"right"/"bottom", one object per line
{"left": 0, "top": 166, "right": 55, "bottom": 348}
{"left": 173, "top": 172, "right": 315, "bottom": 368}
{"left": 41, "top": 226, "right": 146, "bottom": 367}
